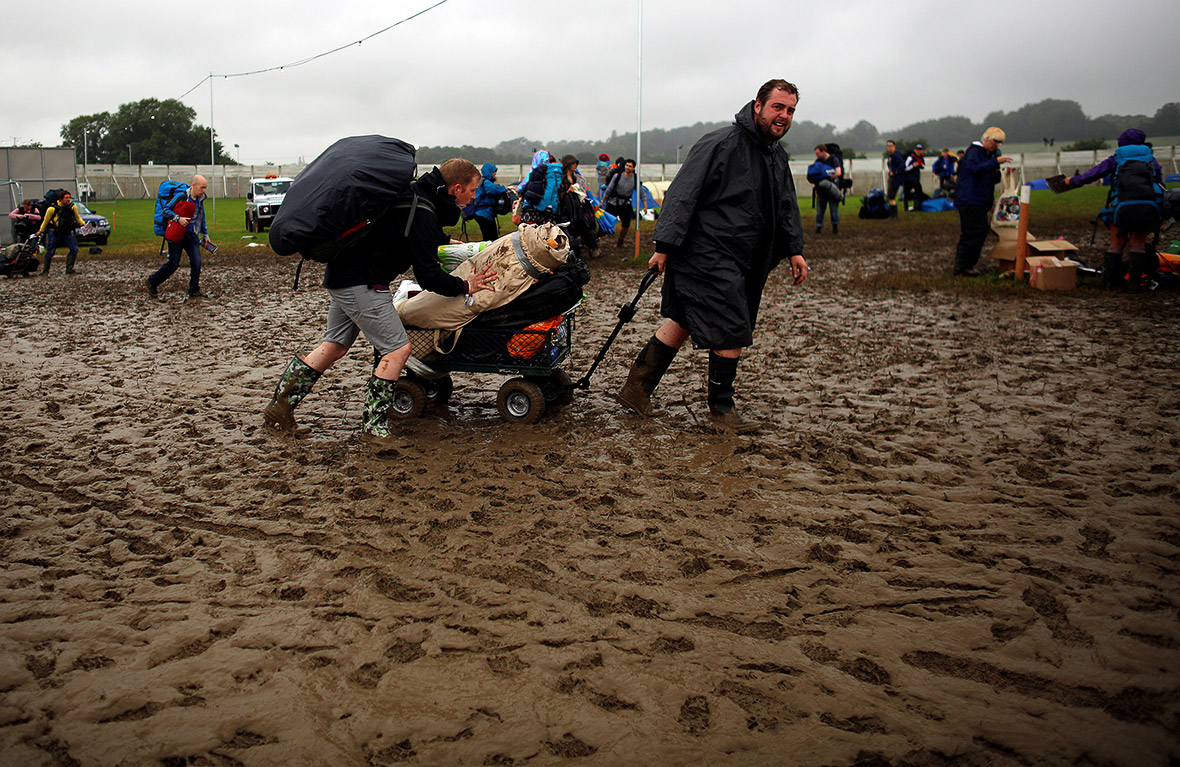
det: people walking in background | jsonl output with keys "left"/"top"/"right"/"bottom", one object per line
{"left": 9, "top": 199, "right": 42, "bottom": 243}
{"left": 595, "top": 153, "right": 611, "bottom": 197}
{"left": 37, "top": 191, "right": 85, "bottom": 275}
{"left": 953, "top": 127, "right": 1012, "bottom": 276}
{"left": 471, "top": 163, "right": 508, "bottom": 242}
{"left": 603, "top": 159, "right": 637, "bottom": 247}
{"left": 903, "top": 144, "right": 928, "bottom": 211}
{"left": 932, "top": 148, "right": 958, "bottom": 196}
{"left": 808, "top": 144, "right": 844, "bottom": 234}
{"left": 884, "top": 140, "right": 905, "bottom": 216}
{"left": 147, "top": 175, "right": 212, "bottom": 297}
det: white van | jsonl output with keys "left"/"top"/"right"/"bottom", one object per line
{"left": 245, "top": 175, "right": 293, "bottom": 232}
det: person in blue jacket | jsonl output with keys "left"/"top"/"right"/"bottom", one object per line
{"left": 518, "top": 151, "right": 563, "bottom": 225}
{"left": 953, "top": 127, "right": 1012, "bottom": 276}
{"left": 807, "top": 144, "right": 844, "bottom": 234}
{"left": 146, "top": 176, "right": 211, "bottom": 295}
{"left": 932, "top": 148, "right": 958, "bottom": 196}
{"left": 1066, "top": 128, "right": 1164, "bottom": 289}
{"left": 471, "top": 163, "right": 508, "bottom": 241}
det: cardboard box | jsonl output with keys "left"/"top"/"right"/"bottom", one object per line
{"left": 986, "top": 227, "right": 1022, "bottom": 264}
{"left": 1027, "top": 257, "right": 1077, "bottom": 290}
{"left": 988, "top": 231, "right": 1079, "bottom": 273}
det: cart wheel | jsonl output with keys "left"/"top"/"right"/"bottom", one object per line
{"left": 390, "top": 379, "right": 427, "bottom": 419}
{"left": 497, "top": 378, "right": 546, "bottom": 424}
{"left": 421, "top": 374, "right": 454, "bottom": 405}
{"left": 534, "top": 369, "right": 573, "bottom": 411}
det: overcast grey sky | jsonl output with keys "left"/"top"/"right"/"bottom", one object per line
{"left": 5, "top": 0, "right": 1178, "bottom": 165}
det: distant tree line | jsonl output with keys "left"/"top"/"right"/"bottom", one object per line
{"left": 417, "top": 99, "right": 1180, "bottom": 165}
{"left": 51, "top": 97, "right": 1180, "bottom": 166}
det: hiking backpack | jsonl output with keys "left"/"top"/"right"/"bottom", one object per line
{"left": 859, "top": 188, "right": 890, "bottom": 219}
{"left": 269, "top": 135, "right": 419, "bottom": 262}
{"left": 36, "top": 189, "right": 66, "bottom": 217}
{"left": 153, "top": 180, "right": 190, "bottom": 236}
{"left": 1099, "top": 144, "right": 1164, "bottom": 232}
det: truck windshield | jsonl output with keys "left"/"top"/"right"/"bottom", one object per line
{"left": 254, "top": 181, "right": 291, "bottom": 196}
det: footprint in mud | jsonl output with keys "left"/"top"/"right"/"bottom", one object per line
{"left": 800, "top": 642, "right": 893, "bottom": 686}
{"left": 1021, "top": 582, "right": 1092, "bottom": 646}
{"left": 678, "top": 695, "right": 710, "bottom": 736}
{"left": 348, "top": 662, "right": 388, "bottom": 689}
{"left": 545, "top": 733, "right": 597, "bottom": 758}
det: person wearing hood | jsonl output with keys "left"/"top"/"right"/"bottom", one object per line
{"left": 515, "top": 150, "right": 563, "bottom": 225}
{"left": 953, "top": 127, "right": 1013, "bottom": 276}
{"left": 1066, "top": 128, "right": 1164, "bottom": 290}
{"left": 616, "top": 78, "right": 808, "bottom": 433}
{"left": 471, "top": 162, "right": 508, "bottom": 241}
{"left": 262, "top": 159, "right": 498, "bottom": 449}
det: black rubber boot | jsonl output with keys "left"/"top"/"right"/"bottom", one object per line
{"left": 1126, "top": 250, "right": 1154, "bottom": 293}
{"left": 263, "top": 355, "right": 322, "bottom": 432}
{"left": 1102, "top": 252, "right": 1125, "bottom": 291}
{"left": 707, "top": 352, "right": 760, "bottom": 434}
{"left": 617, "top": 336, "right": 678, "bottom": 417}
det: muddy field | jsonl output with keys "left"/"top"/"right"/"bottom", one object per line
{"left": 2, "top": 213, "right": 1179, "bottom": 767}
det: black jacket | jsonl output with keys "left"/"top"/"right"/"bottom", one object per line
{"left": 323, "top": 168, "right": 466, "bottom": 295}
{"left": 653, "top": 100, "right": 804, "bottom": 349}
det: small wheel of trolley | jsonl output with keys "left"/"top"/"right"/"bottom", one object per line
{"left": 532, "top": 369, "right": 573, "bottom": 412}
{"left": 421, "top": 374, "right": 454, "bottom": 406}
{"left": 496, "top": 378, "right": 546, "bottom": 424}
{"left": 390, "top": 379, "right": 428, "bottom": 419}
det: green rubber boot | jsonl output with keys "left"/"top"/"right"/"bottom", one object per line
{"left": 263, "top": 355, "right": 322, "bottom": 432}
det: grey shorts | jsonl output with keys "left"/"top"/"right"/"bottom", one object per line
{"left": 322, "top": 284, "right": 409, "bottom": 357}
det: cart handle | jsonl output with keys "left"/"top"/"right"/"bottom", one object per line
{"left": 574, "top": 266, "right": 661, "bottom": 390}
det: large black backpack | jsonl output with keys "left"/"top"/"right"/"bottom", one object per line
{"left": 1099, "top": 145, "right": 1164, "bottom": 232}
{"left": 269, "top": 135, "right": 419, "bottom": 264}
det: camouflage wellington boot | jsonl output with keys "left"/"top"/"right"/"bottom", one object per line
{"left": 616, "top": 335, "right": 678, "bottom": 417}
{"left": 706, "top": 351, "right": 761, "bottom": 434}
{"left": 263, "top": 355, "right": 322, "bottom": 432}
{"left": 361, "top": 375, "right": 402, "bottom": 452}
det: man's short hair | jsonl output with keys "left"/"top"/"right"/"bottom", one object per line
{"left": 814, "top": 144, "right": 828, "bottom": 152}
{"left": 439, "top": 158, "right": 480, "bottom": 188}
{"left": 756, "top": 79, "right": 799, "bottom": 105}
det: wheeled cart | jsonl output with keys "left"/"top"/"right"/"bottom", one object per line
{"left": 395, "top": 310, "right": 576, "bottom": 424}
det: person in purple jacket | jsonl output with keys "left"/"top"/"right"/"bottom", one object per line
{"left": 1066, "top": 128, "right": 1164, "bottom": 290}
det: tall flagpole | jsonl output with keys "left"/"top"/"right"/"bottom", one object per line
{"left": 633, "top": 0, "right": 643, "bottom": 261}
{"left": 209, "top": 73, "right": 217, "bottom": 231}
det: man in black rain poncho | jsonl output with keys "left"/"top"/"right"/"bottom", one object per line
{"left": 617, "top": 79, "right": 808, "bottom": 432}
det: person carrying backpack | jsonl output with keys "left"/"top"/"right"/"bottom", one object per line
{"left": 147, "top": 175, "right": 213, "bottom": 297}
{"left": 36, "top": 190, "right": 86, "bottom": 275}
{"left": 603, "top": 159, "right": 638, "bottom": 247}
{"left": 261, "top": 159, "right": 498, "bottom": 450}
{"left": 807, "top": 144, "right": 844, "bottom": 234}
{"left": 470, "top": 163, "right": 509, "bottom": 241}
{"left": 1066, "top": 128, "right": 1165, "bottom": 290}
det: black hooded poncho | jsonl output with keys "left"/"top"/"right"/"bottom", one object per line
{"left": 653, "top": 100, "right": 805, "bottom": 350}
